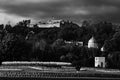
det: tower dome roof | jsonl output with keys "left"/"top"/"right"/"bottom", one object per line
{"left": 88, "top": 36, "right": 98, "bottom": 48}
{"left": 101, "top": 45, "right": 106, "bottom": 52}
{"left": 88, "top": 36, "right": 97, "bottom": 43}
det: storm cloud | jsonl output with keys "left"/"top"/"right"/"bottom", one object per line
{"left": 0, "top": 0, "right": 120, "bottom": 25}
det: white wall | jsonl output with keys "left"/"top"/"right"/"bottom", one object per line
{"left": 38, "top": 23, "right": 60, "bottom": 28}
{"left": 95, "top": 57, "right": 105, "bottom": 68}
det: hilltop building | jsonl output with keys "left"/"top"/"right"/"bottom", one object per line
{"left": 37, "top": 19, "right": 63, "bottom": 28}
{"left": 28, "top": 19, "right": 64, "bottom": 28}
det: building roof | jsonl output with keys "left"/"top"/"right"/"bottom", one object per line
{"left": 88, "top": 36, "right": 97, "bottom": 43}
{"left": 88, "top": 36, "right": 98, "bottom": 48}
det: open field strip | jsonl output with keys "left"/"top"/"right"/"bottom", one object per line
{"left": 0, "top": 68, "right": 22, "bottom": 71}
{"left": 0, "top": 66, "right": 29, "bottom": 69}
{"left": 0, "top": 66, "right": 120, "bottom": 79}
{"left": 29, "top": 67, "right": 43, "bottom": 70}
{"left": 83, "top": 67, "right": 120, "bottom": 73}
{"left": 95, "top": 69, "right": 120, "bottom": 73}
{"left": 2, "top": 61, "right": 71, "bottom": 66}
{"left": 0, "top": 65, "right": 120, "bottom": 73}
{"left": 1, "top": 62, "right": 120, "bottom": 79}
{"left": 28, "top": 66, "right": 77, "bottom": 73}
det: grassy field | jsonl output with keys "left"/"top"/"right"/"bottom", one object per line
{"left": 0, "top": 62, "right": 120, "bottom": 79}
{"left": 0, "top": 65, "right": 120, "bottom": 77}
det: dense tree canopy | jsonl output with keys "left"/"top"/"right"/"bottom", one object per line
{"left": 0, "top": 19, "right": 119, "bottom": 69}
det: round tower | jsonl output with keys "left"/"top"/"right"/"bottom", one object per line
{"left": 88, "top": 36, "right": 98, "bottom": 48}
{"left": 101, "top": 44, "right": 106, "bottom": 52}
{"left": 101, "top": 46, "right": 104, "bottom": 52}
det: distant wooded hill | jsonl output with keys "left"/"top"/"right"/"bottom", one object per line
{"left": 0, "top": 20, "right": 119, "bottom": 69}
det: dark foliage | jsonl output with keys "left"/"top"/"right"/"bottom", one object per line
{"left": 0, "top": 19, "right": 119, "bottom": 69}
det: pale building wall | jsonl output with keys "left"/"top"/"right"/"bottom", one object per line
{"left": 64, "top": 41, "right": 83, "bottom": 47}
{"left": 95, "top": 57, "right": 105, "bottom": 68}
{"left": 38, "top": 23, "right": 60, "bottom": 28}
{"left": 37, "top": 19, "right": 61, "bottom": 28}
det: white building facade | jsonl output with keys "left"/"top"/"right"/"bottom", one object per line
{"left": 28, "top": 19, "right": 62, "bottom": 28}
{"left": 37, "top": 20, "right": 62, "bottom": 28}
{"left": 64, "top": 41, "right": 83, "bottom": 47}
{"left": 95, "top": 57, "right": 105, "bottom": 68}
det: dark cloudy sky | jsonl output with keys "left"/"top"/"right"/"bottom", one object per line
{"left": 0, "top": 0, "right": 120, "bottom": 25}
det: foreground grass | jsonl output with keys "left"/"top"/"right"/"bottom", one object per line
{"left": 0, "top": 65, "right": 120, "bottom": 78}
{"left": 0, "top": 61, "right": 120, "bottom": 79}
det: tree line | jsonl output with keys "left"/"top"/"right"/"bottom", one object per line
{"left": 0, "top": 20, "right": 120, "bottom": 69}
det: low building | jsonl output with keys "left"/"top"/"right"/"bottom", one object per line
{"left": 75, "top": 42, "right": 83, "bottom": 46}
{"left": 37, "top": 19, "right": 62, "bottom": 28}
{"left": 95, "top": 57, "right": 105, "bottom": 68}
{"left": 28, "top": 19, "right": 63, "bottom": 28}
{"left": 64, "top": 41, "right": 83, "bottom": 47}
